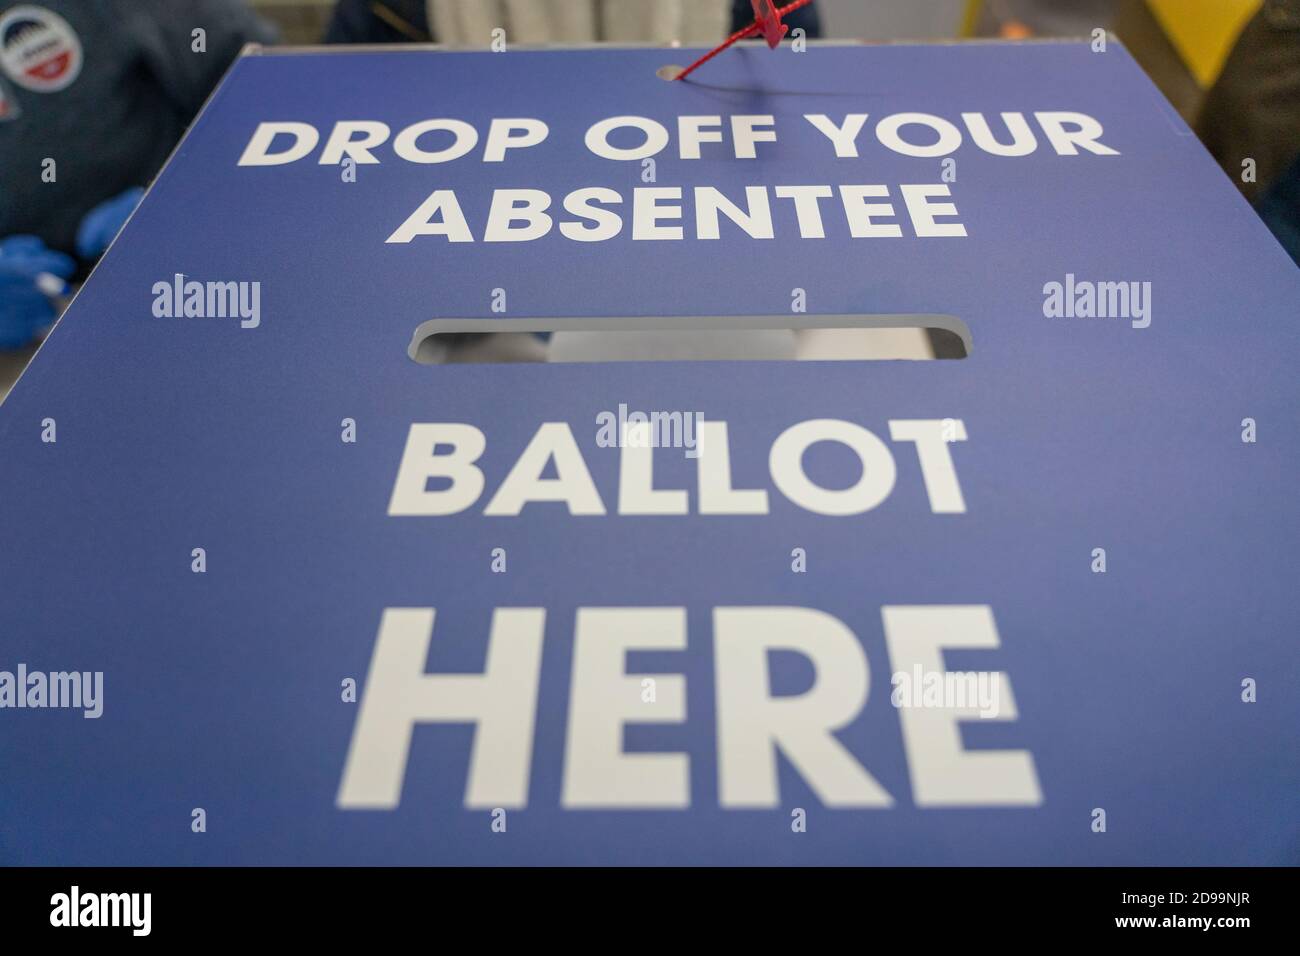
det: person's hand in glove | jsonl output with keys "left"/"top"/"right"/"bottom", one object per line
{"left": 76, "top": 187, "right": 145, "bottom": 261}
{"left": 0, "top": 236, "right": 75, "bottom": 350}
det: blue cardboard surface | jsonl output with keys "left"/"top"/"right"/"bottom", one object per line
{"left": 0, "top": 43, "right": 1296, "bottom": 865}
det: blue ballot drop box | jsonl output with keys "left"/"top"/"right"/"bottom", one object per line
{"left": 0, "top": 41, "right": 1297, "bottom": 865}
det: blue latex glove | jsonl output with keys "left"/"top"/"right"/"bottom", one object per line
{"left": 0, "top": 236, "right": 75, "bottom": 350}
{"left": 75, "top": 187, "right": 145, "bottom": 261}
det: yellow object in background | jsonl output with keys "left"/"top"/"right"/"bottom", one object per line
{"left": 1146, "top": 0, "right": 1262, "bottom": 87}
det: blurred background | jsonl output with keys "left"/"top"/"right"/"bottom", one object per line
{"left": 2, "top": 0, "right": 1296, "bottom": 395}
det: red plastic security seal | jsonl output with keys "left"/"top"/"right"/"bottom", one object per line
{"left": 673, "top": 0, "right": 815, "bottom": 81}
{"left": 751, "top": 0, "right": 790, "bottom": 48}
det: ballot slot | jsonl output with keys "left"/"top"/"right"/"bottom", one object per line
{"left": 407, "top": 315, "right": 970, "bottom": 364}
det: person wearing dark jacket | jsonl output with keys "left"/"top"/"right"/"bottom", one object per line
{"left": 1195, "top": 0, "right": 1300, "bottom": 267}
{"left": 0, "top": 0, "right": 275, "bottom": 348}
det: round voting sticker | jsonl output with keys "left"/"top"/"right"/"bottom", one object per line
{"left": 0, "top": 6, "right": 82, "bottom": 93}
